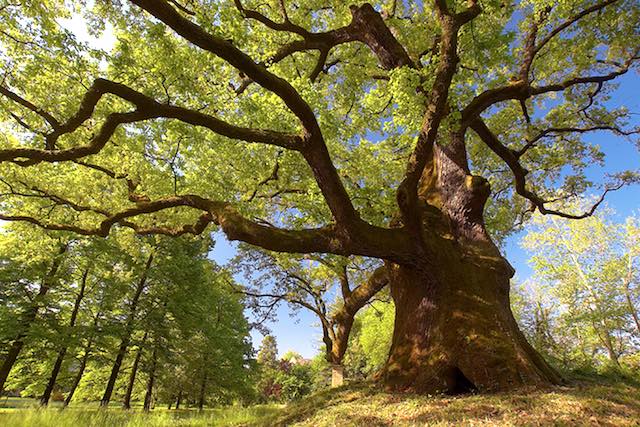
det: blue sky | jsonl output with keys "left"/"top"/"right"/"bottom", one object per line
{"left": 56, "top": 9, "right": 640, "bottom": 359}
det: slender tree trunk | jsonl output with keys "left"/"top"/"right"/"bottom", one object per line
{"left": 0, "top": 244, "right": 68, "bottom": 395}
{"left": 100, "top": 253, "right": 153, "bottom": 407}
{"left": 197, "top": 371, "right": 207, "bottom": 412}
{"left": 624, "top": 275, "right": 640, "bottom": 336}
{"left": 64, "top": 309, "right": 102, "bottom": 408}
{"left": 626, "top": 290, "right": 640, "bottom": 336}
{"left": 0, "top": 342, "right": 24, "bottom": 396}
{"left": 40, "top": 343, "right": 67, "bottom": 405}
{"left": 143, "top": 343, "right": 158, "bottom": 412}
{"left": 122, "top": 332, "right": 147, "bottom": 409}
{"left": 598, "top": 326, "right": 621, "bottom": 368}
{"left": 40, "top": 268, "right": 89, "bottom": 406}
{"left": 101, "top": 340, "right": 129, "bottom": 407}
{"left": 325, "top": 318, "right": 351, "bottom": 388}
{"left": 175, "top": 390, "right": 182, "bottom": 410}
{"left": 325, "top": 266, "right": 388, "bottom": 387}
{"left": 63, "top": 340, "right": 92, "bottom": 408}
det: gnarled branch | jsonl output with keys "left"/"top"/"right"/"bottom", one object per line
{"left": 470, "top": 118, "right": 627, "bottom": 219}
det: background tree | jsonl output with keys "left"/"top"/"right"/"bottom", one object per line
{"left": 1, "top": 0, "right": 639, "bottom": 393}
{"left": 256, "top": 335, "right": 278, "bottom": 369}
{"left": 39, "top": 266, "right": 90, "bottom": 406}
{"left": 307, "top": 296, "right": 395, "bottom": 385}
{"left": 0, "top": 224, "right": 252, "bottom": 407}
{"left": 346, "top": 299, "right": 395, "bottom": 378}
{"left": 0, "top": 224, "right": 71, "bottom": 394}
{"left": 234, "top": 249, "right": 387, "bottom": 386}
{"left": 254, "top": 337, "right": 313, "bottom": 402}
{"left": 518, "top": 207, "right": 640, "bottom": 372}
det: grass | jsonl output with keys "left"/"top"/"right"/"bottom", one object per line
{"left": 252, "top": 377, "right": 640, "bottom": 427}
{"left": 2, "top": 377, "right": 639, "bottom": 426}
{"left": 0, "top": 400, "right": 281, "bottom": 427}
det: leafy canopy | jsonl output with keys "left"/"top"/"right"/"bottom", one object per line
{"left": 0, "top": 0, "right": 638, "bottom": 254}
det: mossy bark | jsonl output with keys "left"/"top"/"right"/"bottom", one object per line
{"left": 381, "top": 239, "right": 561, "bottom": 393}
{"left": 381, "top": 132, "right": 562, "bottom": 394}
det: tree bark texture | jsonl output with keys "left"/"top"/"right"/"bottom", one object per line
{"left": 380, "top": 132, "right": 562, "bottom": 393}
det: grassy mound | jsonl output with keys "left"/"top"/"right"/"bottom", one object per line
{"left": 2, "top": 377, "right": 638, "bottom": 426}
{"left": 253, "top": 378, "right": 640, "bottom": 426}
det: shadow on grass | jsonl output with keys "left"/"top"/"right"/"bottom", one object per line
{"left": 249, "top": 382, "right": 383, "bottom": 426}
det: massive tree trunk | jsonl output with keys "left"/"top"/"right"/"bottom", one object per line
{"left": 40, "top": 268, "right": 89, "bottom": 406}
{"left": 381, "top": 244, "right": 561, "bottom": 393}
{"left": 0, "top": 243, "right": 68, "bottom": 395}
{"left": 100, "top": 253, "right": 153, "bottom": 407}
{"left": 380, "top": 133, "right": 562, "bottom": 394}
{"left": 123, "top": 332, "right": 147, "bottom": 409}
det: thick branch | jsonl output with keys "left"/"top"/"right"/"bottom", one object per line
{"left": 461, "top": 0, "right": 635, "bottom": 127}
{"left": 397, "top": 4, "right": 480, "bottom": 228}
{"left": 234, "top": 0, "right": 310, "bottom": 38}
{"left": 129, "top": 0, "right": 319, "bottom": 134}
{"left": 0, "top": 78, "right": 301, "bottom": 165}
{"left": 339, "top": 266, "right": 388, "bottom": 317}
{"left": 461, "top": 60, "right": 636, "bottom": 127}
{"left": 0, "top": 190, "right": 413, "bottom": 261}
{"left": 129, "top": 1, "right": 367, "bottom": 226}
{"left": 235, "top": 3, "right": 414, "bottom": 90}
{"left": 0, "top": 85, "right": 61, "bottom": 133}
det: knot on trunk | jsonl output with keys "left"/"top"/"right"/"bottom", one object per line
{"left": 464, "top": 174, "right": 491, "bottom": 210}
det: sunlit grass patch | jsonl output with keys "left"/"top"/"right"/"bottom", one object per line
{"left": 0, "top": 403, "right": 281, "bottom": 427}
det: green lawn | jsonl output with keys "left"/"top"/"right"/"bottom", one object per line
{"left": 0, "top": 398, "right": 281, "bottom": 427}
{"left": 2, "top": 378, "right": 639, "bottom": 426}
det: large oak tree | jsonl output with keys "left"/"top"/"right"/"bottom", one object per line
{"left": 1, "top": 0, "right": 638, "bottom": 393}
